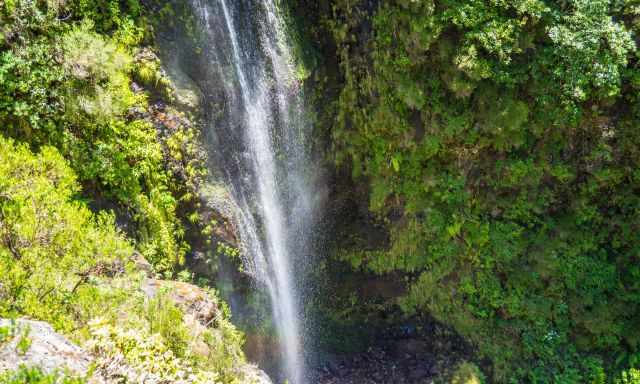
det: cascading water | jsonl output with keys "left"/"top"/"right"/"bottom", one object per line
{"left": 183, "top": 1, "right": 318, "bottom": 383}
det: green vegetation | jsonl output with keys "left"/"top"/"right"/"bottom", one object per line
{"left": 0, "top": 137, "right": 246, "bottom": 382}
{"left": 0, "top": 136, "right": 133, "bottom": 331}
{"left": 4, "top": 0, "right": 640, "bottom": 382}
{"left": 0, "top": 0, "right": 186, "bottom": 273}
{"left": 450, "top": 362, "right": 484, "bottom": 384}
{"left": 0, "top": 366, "right": 85, "bottom": 384}
{"left": 617, "top": 369, "right": 640, "bottom": 384}
{"left": 88, "top": 290, "right": 246, "bottom": 384}
{"left": 315, "top": 0, "right": 640, "bottom": 382}
{"left": 0, "top": 2, "right": 249, "bottom": 382}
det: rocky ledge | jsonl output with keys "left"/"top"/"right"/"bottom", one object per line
{"left": 0, "top": 279, "right": 272, "bottom": 384}
{"left": 0, "top": 319, "right": 95, "bottom": 380}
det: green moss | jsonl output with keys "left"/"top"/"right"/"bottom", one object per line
{"left": 318, "top": 0, "right": 640, "bottom": 381}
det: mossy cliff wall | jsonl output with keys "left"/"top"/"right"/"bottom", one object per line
{"left": 290, "top": 0, "right": 640, "bottom": 382}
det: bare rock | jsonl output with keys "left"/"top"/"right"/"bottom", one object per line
{"left": 240, "top": 364, "right": 274, "bottom": 384}
{"left": 141, "top": 279, "right": 219, "bottom": 324}
{"left": 139, "top": 279, "right": 273, "bottom": 384}
{"left": 165, "top": 64, "right": 204, "bottom": 112}
{"left": 201, "top": 183, "right": 243, "bottom": 247}
{"left": 0, "top": 319, "right": 98, "bottom": 382}
{"left": 132, "top": 251, "right": 153, "bottom": 276}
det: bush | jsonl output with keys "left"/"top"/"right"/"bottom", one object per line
{"left": 618, "top": 369, "right": 640, "bottom": 384}
{"left": 450, "top": 362, "right": 484, "bottom": 384}
{"left": 61, "top": 22, "right": 136, "bottom": 123}
{"left": 88, "top": 289, "right": 246, "bottom": 384}
{"left": 0, "top": 136, "right": 133, "bottom": 331}
{"left": 0, "top": 137, "right": 247, "bottom": 382}
{"left": 144, "top": 291, "right": 190, "bottom": 357}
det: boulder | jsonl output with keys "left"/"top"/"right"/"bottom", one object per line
{"left": 164, "top": 63, "right": 203, "bottom": 112}
{"left": 140, "top": 279, "right": 273, "bottom": 384}
{"left": 0, "top": 310, "right": 273, "bottom": 384}
{"left": 0, "top": 318, "right": 98, "bottom": 382}
{"left": 240, "top": 364, "right": 273, "bottom": 384}
{"left": 141, "top": 278, "right": 219, "bottom": 324}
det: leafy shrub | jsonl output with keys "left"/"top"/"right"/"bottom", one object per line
{"left": 61, "top": 22, "right": 131, "bottom": 83}
{"left": 617, "top": 369, "right": 640, "bottom": 384}
{"left": 0, "top": 137, "right": 247, "bottom": 381}
{"left": 89, "top": 316, "right": 197, "bottom": 383}
{"left": 61, "top": 22, "right": 137, "bottom": 123}
{"left": 450, "top": 362, "right": 484, "bottom": 384}
{"left": 0, "top": 136, "right": 133, "bottom": 331}
{"left": 0, "top": 136, "right": 135, "bottom": 330}
{"left": 62, "top": 0, "right": 143, "bottom": 36}
{"left": 88, "top": 289, "right": 246, "bottom": 384}
{"left": 144, "top": 291, "right": 190, "bottom": 357}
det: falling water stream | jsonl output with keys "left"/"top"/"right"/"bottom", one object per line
{"left": 186, "top": 1, "right": 317, "bottom": 383}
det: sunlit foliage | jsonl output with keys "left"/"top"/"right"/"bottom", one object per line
{"left": 0, "top": 137, "right": 132, "bottom": 331}
{"left": 0, "top": 0, "right": 185, "bottom": 272}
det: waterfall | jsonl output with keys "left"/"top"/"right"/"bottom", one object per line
{"left": 186, "top": 1, "right": 317, "bottom": 383}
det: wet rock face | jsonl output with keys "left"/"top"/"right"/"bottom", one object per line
{"left": 313, "top": 347, "right": 437, "bottom": 384}
{"left": 311, "top": 321, "right": 474, "bottom": 384}
{"left": 0, "top": 319, "right": 96, "bottom": 380}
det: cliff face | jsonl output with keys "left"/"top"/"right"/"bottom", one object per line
{"left": 288, "top": 0, "right": 640, "bottom": 382}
